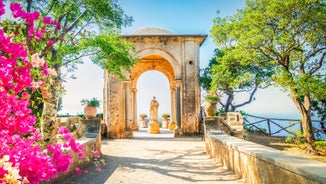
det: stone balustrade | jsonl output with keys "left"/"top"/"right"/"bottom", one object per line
{"left": 43, "top": 118, "right": 102, "bottom": 183}
{"left": 204, "top": 117, "right": 326, "bottom": 184}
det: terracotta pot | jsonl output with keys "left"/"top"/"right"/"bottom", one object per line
{"left": 84, "top": 104, "right": 97, "bottom": 119}
{"left": 204, "top": 101, "right": 217, "bottom": 117}
{"left": 139, "top": 114, "right": 147, "bottom": 120}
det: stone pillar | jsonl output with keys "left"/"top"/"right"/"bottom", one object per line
{"left": 132, "top": 89, "right": 137, "bottom": 123}
{"left": 124, "top": 84, "right": 129, "bottom": 129}
{"left": 103, "top": 71, "right": 108, "bottom": 132}
{"left": 171, "top": 88, "right": 176, "bottom": 124}
{"left": 124, "top": 83, "right": 133, "bottom": 138}
{"left": 130, "top": 88, "right": 138, "bottom": 130}
{"left": 174, "top": 85, "right": 183, "bottom": 136}
{"left": 175, "top": 85, "right": 181, "bottom": 128}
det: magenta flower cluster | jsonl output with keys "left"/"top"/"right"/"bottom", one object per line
{"left": 0, "top": 1, "right": 84, "bottom": 183}
{"left": 9, "top": 2, "right": 59, "bottom": 43}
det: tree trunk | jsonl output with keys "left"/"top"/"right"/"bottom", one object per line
{"left": 224, "top": 91, "right": 234, "bottom": 112}
{"left": 41, "top": 68, "right": 61, "bottom": 145}
{"left": 291, "top": 93, "right": 315, "bottom": 150}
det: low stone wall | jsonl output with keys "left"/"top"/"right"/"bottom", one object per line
{"left": 44, "top": 118, "right": 102, "bottom": 184}
{"left": 205, "top": 128, "right": 326, "bottom": 183}
{"left": 44, "top": 136, "right": 101, "bottom": 184}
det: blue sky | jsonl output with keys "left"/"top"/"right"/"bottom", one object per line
{"left": 60, "top": 0, "right": 299, "bottom": 118}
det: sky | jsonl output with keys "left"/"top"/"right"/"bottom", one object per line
{"left": 60, "top": 0, "right": 300, "bottom": 118}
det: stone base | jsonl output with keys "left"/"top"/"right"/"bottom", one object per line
{"left": 130, "top": 121, "right": 139, "bottom": 131}
{"left": 162, "top": 120, "right": 170, "bottom": 128}
{"left": 139, "top": 119, "right": 147, "bottom": 128}
{"left": 80, "top": 119, "right": 101, "bottom": 138}
{"left": 168, "top": 121, "right": 177, "bottom": 130}
{"left": 124, "top": 129, "right": 133, "bottom": 138}
{"left": 174, "top": 128, "right": 183, "bottom": 137}
{"left": 148, "top": 121, "right": 160, "bottom": 134}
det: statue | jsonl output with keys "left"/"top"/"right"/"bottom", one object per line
{"left": 148, "top": 96, "right": 160, "bottom": 134}
{"left": 150, "top": 96, "right": 159, "bottom": 121}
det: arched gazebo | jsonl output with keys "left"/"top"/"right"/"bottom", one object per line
{"left": 103, "top": 28, "right": 207, "bottom": 138}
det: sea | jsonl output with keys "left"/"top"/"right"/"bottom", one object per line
{"left": 243, "top": 112, "right": 326, "bottom": 140}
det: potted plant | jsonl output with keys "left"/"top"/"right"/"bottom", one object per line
{"left": 203, "top": 92, "right": 220, "bottom": 116}
{"left": 161, "top": 113, "right": 170, "bottom": 128}
{"left": 139, "top": 113, "right": 147, "bottom": 120}
{"left": 161, "top": 113, "right": 170, "bottom": 120}
{"left": 81, "top": 97, "right": 100, "bottom": 119}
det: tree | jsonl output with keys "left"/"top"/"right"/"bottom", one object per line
{"left": 0, "top": 3, "right": 85, "bottom": 182}
{"left": 200, "top": 47, "right": 270, "bottom": 112}
{"left": 211, "top": 0, "right": 326, "bottom": 150}
{"left": 3, "top": 0, "right": 137, "bottom": 144}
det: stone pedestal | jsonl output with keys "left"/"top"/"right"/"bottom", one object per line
{"left": 204, "top": 117, "right": 220, "bottom": 131}
{"left": 124, "top": 129, "right": 133, "bottom": 138}
{"left": 169, "top": 121, "right": 176, "bottom": 130}
{"left": 80, "top": 119, "right": 101, "bottom": 138}
{"left": 130, "top": 120, "right": 139, "bottom": 131}
{"left": 139, "top": 119, "right": 147, "bottom": 128}
{"left": 174, "top": 128, "right": 183, "bottom": 137}
{"left": 162, "top": 119, "right": 170, "bottom": 128}
{"left": 147, "top": 121, "right": 160, "bottom": 134}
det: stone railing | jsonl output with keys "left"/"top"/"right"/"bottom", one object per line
{"left": 206, "top": 112, "right": 244, "bottom": 138}
{"left": 204, "top": 117, "right": 326, "bottom": 184}
{"left": 44, "top": 118, "right": 102, "bottom": 183}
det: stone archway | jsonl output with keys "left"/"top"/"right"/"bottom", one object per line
{"left": 103, "top": 28, "right": 206, "bottom": 138}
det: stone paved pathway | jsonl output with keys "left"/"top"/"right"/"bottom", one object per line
{"left": 62, "top": 128, "right": 244, "bottom": 184}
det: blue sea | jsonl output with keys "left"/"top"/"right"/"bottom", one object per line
{"left": 243, "top": 112, "right": 326, "bottom": 140}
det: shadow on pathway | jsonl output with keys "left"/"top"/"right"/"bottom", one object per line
{"left": 61, "top": 128, "right": 244, "bottom": 184}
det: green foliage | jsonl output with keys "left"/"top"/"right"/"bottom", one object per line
{"left": 210, "top": 0, "right": 326, "bottom": 147}
{"left": 82, "top": 32, "right": 138, "bottom": 79}
{"left": 313, "top": 141, "right": 326, "bottom": 154}
{"left": 3, "top": 0, "right": 137, "bottom": 128}
{"left": 243, "top": 123, "right": 267, "bottom": 135}
{"left": 285, "top": 130, "right": 305, "bottom": 145}
{"left": 80, "top": 97, "right": 100, "bottom": 108}
{"left": 161, "top": 113, "right": 170, "bottom": 118}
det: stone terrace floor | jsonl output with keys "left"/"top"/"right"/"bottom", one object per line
{"left": 62, "top": 128, "right": 245, "bottom": 184}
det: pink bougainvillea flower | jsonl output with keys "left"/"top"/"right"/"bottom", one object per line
{"left": 55, "top": 23, "right": 61, "bottom": 30}
{"left": 0, "top": 0, "right": 5, "bottom": 16}
{"left": 47, "top": 40, "right": 54, "bottom": 46}
{"left": 9, "top": 3, "right": 24, "bottom": 18}
{"left": 31, "top": 53, "right": 45, "bottom": 68}
{"left": 58, "top": 126, "right": 69, "bottom": 134}
{"left": 47, "top": 68, "right": 57, "bottom": 77}
{"left": 31, "top": 80, "right": 43, "bottom": 89}
{"left": 42, "top": 16, "right": 52, "bottom": 24}
{"left": 0, "top": 2, "right": 85, "bottom": 183}
{"left": 92, "top": 150, "right": 100, "bottom": 158}
{"left": 75, "top": 167, "right": 82, "bottom": 176}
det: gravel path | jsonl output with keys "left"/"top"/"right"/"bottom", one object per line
{"left": 62, "top": 129, "right": 244, "bottom": 184}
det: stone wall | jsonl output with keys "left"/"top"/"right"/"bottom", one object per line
{"left": 44, "top": 118, "right": 102, "bottom": 183}
{"left": 204, "top": 123, "right": 326, "bottom": 183}
{"left": 43, "top": 136, "right": 101, "bottom": 184}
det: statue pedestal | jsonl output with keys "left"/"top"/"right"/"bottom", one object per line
{"left": 139, "top": 119, "right": 147, "bottom": 128}
{"left": 147, "top": 120, "right": 160, "bottom": 134}
{"left": 162, "top": 119, "right": 170, "bottom": 128}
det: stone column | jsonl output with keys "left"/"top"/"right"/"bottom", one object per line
{"left": 130, "top": 88, "right": 138, "bottom": 130}
{"left": 132, "top": 89, "right": 137, "bottom": 124}
{"left": 124, "top": 83, "right": 133, "bottom": 138}
{"left": 170, "top": 88, "right": 176, "bottom": 124}
{"left": 125, "top": 84, "right": 130, "bottom": 130}
{"left": 175, "top": 85, "right": 181, "bottom": 129}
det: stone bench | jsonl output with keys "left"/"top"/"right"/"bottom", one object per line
{"left": 205, "top": 131, "right": 326, "bottom": 183}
